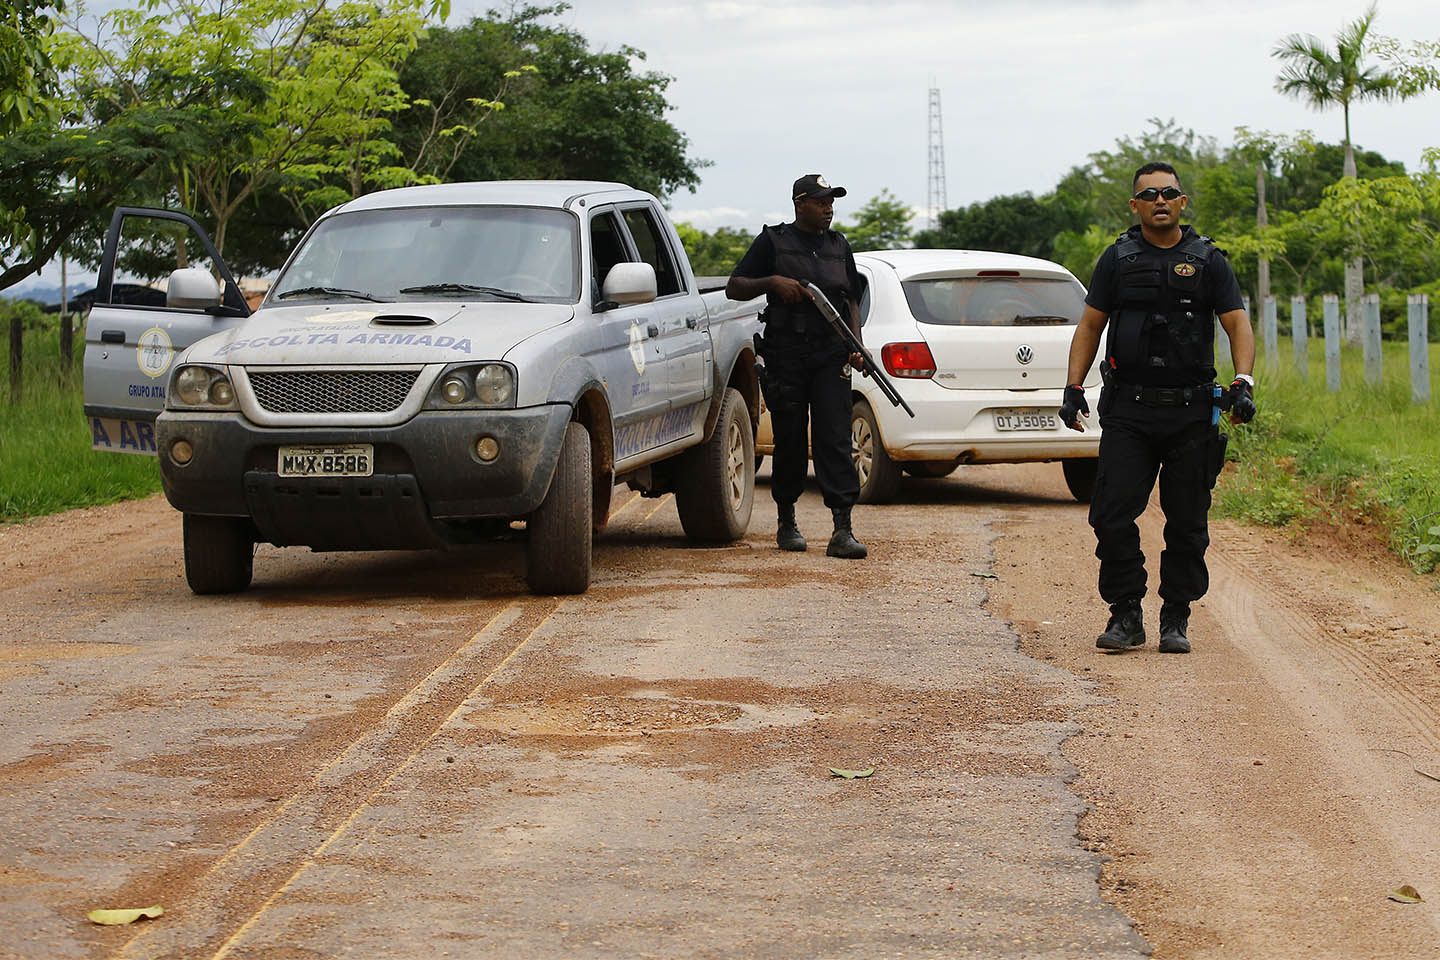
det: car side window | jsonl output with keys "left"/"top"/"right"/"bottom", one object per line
{"left": 621, "top": 206, "right": 683, "bottom": 297}
{"left": 590, "top": 210, "right": 629, "bottom": 302}
{"left": 857, "top": 273, "right": 871, "bottom": 327}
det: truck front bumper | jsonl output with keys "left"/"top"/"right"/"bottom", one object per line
{"left": 156, "top": 405, "right": 573, "bottom": 548}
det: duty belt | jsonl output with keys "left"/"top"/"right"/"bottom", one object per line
{"left": 1117, "top": 383, "right": 1211, "bottom": 407}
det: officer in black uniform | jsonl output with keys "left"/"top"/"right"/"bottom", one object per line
{"left": 727, "top": 174, "right": 868, "bottom": 559}
{"left": 1060, "top": 161, "right": 1257, "bottom": 654}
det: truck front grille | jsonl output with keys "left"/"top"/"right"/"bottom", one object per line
{"left": 248, "top": 370, "right": 419, "bottom": 414}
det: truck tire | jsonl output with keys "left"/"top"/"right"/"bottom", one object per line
{"left": 527, "top": 422, "right": 593, "bottom": 594}
{"left": 903, "top": 461, "right": 958, "bottom": 479}
{"left": 676, "top": 387, "right": 755, "bottom": 542}
{"left": 183, "top": 514, "right": 254, "bottom": 595}
{"left": 852, "top": 400, "right": 901, "bottom": 504}
{"left": 1062, "top": 457, "right": 1099, "bottom": 503}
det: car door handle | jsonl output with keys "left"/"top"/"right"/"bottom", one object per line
{"left": 646, "top": 324, "right": 660, "bottom": 337}
{"left": 101, "top": 330, "right": 125, "bottom": 344}
{"left": 685, "top": 315, "right": 701, "bottom": 329}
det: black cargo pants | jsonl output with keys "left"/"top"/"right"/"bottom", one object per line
{"left": 762, "top": 332, "right": 859, "bottom": 511}
{"left": 1088, "top": 389, "right": 1227, "bottom": 610}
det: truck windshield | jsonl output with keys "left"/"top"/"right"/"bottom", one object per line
{"left": 902, "top": 276, "right": 1085, "bottom": 326}
{"left": 271, "top": 206, "right": 580, "bottom": 304}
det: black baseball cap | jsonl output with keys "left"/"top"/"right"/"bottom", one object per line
{"left": 793, "top": 173, "right": 847, "bottom": 201}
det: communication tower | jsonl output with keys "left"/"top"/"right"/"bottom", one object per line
{"left": 927, "top": 86, "right": 947, "bottom": 231}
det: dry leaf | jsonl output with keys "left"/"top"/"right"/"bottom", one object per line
{"left": 88, "top": 905, "right": 164, "bottom": 925}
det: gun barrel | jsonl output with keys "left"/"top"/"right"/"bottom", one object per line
{"left": 800, "top": 282, "right": 916, "bottom": 418}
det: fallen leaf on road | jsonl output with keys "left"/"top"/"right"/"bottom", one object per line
{"left": 969, "top": 572, "right": 997, "bottom": 579}
{"left": 829, "top": 767, "right": 875, "bottom": 779}
{"left": 1388, "top": 885, "right": 1423, "bottom": 903}
{"left": 87, "top": 905, "right": 163, "bottom": 925}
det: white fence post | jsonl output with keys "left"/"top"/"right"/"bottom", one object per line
{"left": 1363, "top": 293, "right": 1382, "bottom": 387}
{"left": 1262, "top": 295, "right": 1278, "bottom": 364}
{"left": 1411, "top": 293, "right": 1431, "bottom": 404}
{"left": 1323, "top": 294, "right": 1341, "bottom": 392}
{"left": 1292, "top": 296, "right": 1308, "bottom": 378}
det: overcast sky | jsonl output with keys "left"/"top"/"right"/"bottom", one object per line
{"left": 502, "top": 0, "right": 1439, "bottom": 234}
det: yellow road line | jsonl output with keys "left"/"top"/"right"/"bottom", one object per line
{"left": 206, "top": 598, "right": 562, "bottom": 960}
{"left": 641, "top": 493, "right": 674, "bottom": 522}
{"left": 606, "top": 489, "right": 644, "bottom": 520}
{"left": 116, "top": 597, "right": 546, "bottom": 960}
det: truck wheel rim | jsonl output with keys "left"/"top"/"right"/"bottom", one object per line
{"left": 852, "top": 417, "right": 873, "bottom": 485}
{"left": 725, "top": 416, "right": 746, "bottom": 509}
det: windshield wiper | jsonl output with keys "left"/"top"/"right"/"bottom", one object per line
{"left": 1012, "top": 314, "right": 1071, "bottom": 325}
{"left": 275, "top": 286, "right": 386, "bottom": 303}
{"left": 399, "top": 282, "right": 531, "bottom": 302}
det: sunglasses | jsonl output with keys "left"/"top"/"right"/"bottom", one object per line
{"left": 1133, "top": 186, "right": 1183, "bottom": 202}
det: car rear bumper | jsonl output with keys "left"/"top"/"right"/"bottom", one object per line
{"left": 156, "top": 405, "right": 574, "bottom": 544}
{"left": 861, "top": 378, "right": 1102, "bottom": 462}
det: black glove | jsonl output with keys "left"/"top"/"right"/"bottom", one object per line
{"left": 1228, "top": 378, "right": 1255, "bottom": 424}
{"left": 1059, "top": 384, "right": 1089, "bottom": 430}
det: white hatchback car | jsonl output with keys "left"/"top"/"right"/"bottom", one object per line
{"left": 756, "top": 248, "right": 1104, "bottom": 503}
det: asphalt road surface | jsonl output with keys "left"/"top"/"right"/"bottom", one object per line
{"left": 2, "top": 461, "right": 1437, "bottom": 959}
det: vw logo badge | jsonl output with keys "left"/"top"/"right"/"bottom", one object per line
{"left": 1015, "top": 345, "right": 1034, "bottom": 365}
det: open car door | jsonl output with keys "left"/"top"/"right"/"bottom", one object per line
{"left": 82, "top": 207, "right": 250, "bottom": 454}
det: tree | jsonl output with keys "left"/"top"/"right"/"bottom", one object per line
{"left": 913, "top": 193, "right": 1077, "bottom": 259}
{"left": 673, "top": 222, "right": 752, "bottom": 278}
{"left": 392, "top": 4, "right": 707, "bottom": 198}
{"left": 1272, "top": 2, "right": 1407, "bottom": 338}
{"left": 0, "top": 1, "right": 63, "bottom": 136}
{"left": 1232, "top": 127, "right": 1315, "bottom": 304}
{"left": 55, "top": 0, "right": 445, "bottom": 255}
{"left": 835, "top": 189, "right": 912, "bottom": 252}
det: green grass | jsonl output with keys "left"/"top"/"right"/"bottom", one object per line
{"left": 1, "top": 327, "right": 162, "bottom": 521}
{"left": 1214, "top": 336, "right": 1440, "bottom": 574}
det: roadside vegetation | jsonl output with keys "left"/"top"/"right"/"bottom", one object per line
{"left": 0, "top": 308, "right": 160, "bottom": 521}
{"left": 1215, "top": 339, "right": 1440, "bottom": 575}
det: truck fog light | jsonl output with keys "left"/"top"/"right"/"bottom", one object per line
{"left": 209, "top": 378, "right": 234, "bottom": 405}
{"left": 475, "top": 436, "right": 499, "bottom": 462}
{"left": 442, "top": 376, "right": 468, "bottom": 404}
{"left": 170, "top": 439, "right": 194, "bottom": 465}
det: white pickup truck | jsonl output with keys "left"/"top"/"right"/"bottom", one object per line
{"left": 83, "top": 182, "right": 764, "bottom": 595}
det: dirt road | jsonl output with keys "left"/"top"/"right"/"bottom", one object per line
{"left": 2, "top": 462, "right": 1437, "bottom": 958}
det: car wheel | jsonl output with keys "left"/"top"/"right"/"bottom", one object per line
{"left": 183, "top": 514, "right": 254, "bottom": 595}
{"left": 676, "top": 387, "right": 755, "bottom": 542}
{"left": 1062, "top": 457, "right": 1099, "bottom": 502}
{"left": 903, "top": 461, "right": 958, "bottom": 479}
{"left": 526, "top": 422, "right": 593, "bottom": 594}
{"left": 852, "top": 400, "right": 901, "bottom": 504}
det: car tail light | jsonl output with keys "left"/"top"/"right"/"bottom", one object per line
{"left": 881, "top": 342, "right": 936, "bottom": 378}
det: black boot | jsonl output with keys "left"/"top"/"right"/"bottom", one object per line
{"left": 1096, "top": 602, "right": 1145, "bottom": 651}
{"left": 826, "top": 507, "right": 867, "bottom": 559}
{"left": 776, "top": 503, "right": 806, "bottom": 552}
{"left": 1159, "top": 604, "right": 1191, "bottom": 654}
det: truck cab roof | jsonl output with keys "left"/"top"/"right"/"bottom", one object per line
{"left": 332, "top": 180, "right": 654, "bottom": 216}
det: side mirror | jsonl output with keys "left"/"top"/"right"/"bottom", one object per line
{"left": 602, "top": 262, "right": 657, "bottom": 306}
{"left": 166, "top": 267, "right": 222, "bottom": 309}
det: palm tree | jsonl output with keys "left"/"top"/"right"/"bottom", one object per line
{"left": 1272, "top": 2, "right": 1401, "bottom": 341}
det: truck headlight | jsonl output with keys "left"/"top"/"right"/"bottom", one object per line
{"left": 172, "top": 365, "right": 237, "bottom": 409}
{"left": 474, "top": 364, "right": 514, "bottom": 406}
{"left": 425, "top": 362, "right": 517, "bottom": 410}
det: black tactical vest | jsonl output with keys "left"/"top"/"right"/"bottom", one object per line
{"left": 762, "top": 223, "right": 852, "bottom": 337}
{"left": 1105, "top": 225, "right": 1220, "bottom": 386}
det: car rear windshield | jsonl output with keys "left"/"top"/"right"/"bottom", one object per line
{"left": 272, "top": 205, "right": 580, "bottom": 303}
{"left": 901, "top": 276, "right": 1085, "bottom": 326}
